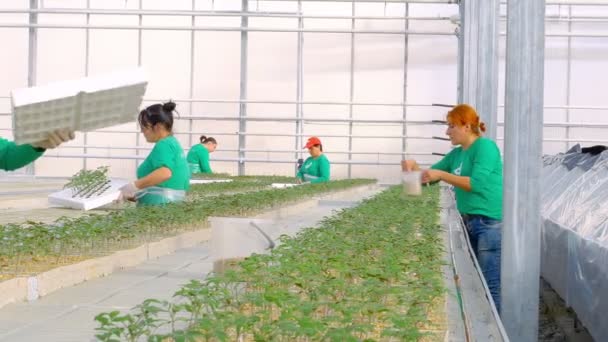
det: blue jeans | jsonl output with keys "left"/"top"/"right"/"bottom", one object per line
{"left": 462, "top": 214, "right": 502, "bottom": 314}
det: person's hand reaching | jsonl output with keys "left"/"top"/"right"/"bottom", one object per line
{"left": 32, "top": 129, "right": 75, "bottom": 149}
{"left": 118, "top": 182, "right": 139, "bottom": 202}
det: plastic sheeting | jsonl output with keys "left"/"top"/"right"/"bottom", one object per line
{"left": 541, "top": 145, "right": 608, "bottom": 342}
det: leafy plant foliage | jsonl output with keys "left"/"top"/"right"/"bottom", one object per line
{"left": 95, "top": 185, "right": 445, "bottom": 341}
{"left": 0, "top": 178, "right": 373, "bottom": 279}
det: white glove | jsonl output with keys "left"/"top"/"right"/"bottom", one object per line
{"left": 32, "top": 129, "right": 75, "bottom": 149}
{"left": 118, "top": 182, "right": 139, "bottom": 202}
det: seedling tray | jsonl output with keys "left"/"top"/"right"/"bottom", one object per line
{"left": 48, "top": 179, "right": 128, "bottom": 211}
{"left": 11, "top": 68, "right": 147, "bottom": 144}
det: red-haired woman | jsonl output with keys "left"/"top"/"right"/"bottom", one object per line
{"left": 403, "top": 103, "right": 503, "bottom": 313}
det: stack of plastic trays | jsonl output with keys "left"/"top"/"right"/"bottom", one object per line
{"left": 11, "top": 68, "right": 147, "bottom": 144}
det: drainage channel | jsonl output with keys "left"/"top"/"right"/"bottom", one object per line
{"left": 441, "top": 187, "right": 509, "bottom": 342}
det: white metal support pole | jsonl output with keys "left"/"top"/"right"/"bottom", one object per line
{"left": 459, "top": 0, "right": 499, "bottom": 140}
{"left": 565, "top": 5, "right": 572, "bottom": 151}
{"left": 295, "top": 0, "right": 304, "bottom": 176}
{"left": 402, "top": 3, "right": 410, "bottom": 160}
{"left": 26, "top": 0, "right": 38, "bottom": 175}
{"left": 135, "top": 0, "right": 143, "bottom": 171}
{"left": 83, "top": 0, "right": 90, "bottom": 170}
{"left": 502, "top": 0, "right": 545, "bottom": 341}
{"left": 347, "top": 0, "right": 356, "bottom": 178}
{"left": 238, "top": 0, "right": 249, "bottom": 176}
{"left": 188, "top": 0, "right": 196, "bottom": 153}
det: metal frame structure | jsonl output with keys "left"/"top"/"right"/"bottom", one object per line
{"left": 502, "top": 1, "right": 546, "bottom": 341}
{"left": 2, "top": 0, "right": 460, "bottom": 177}
{"left": 0, "top": 0, "right": 606, "bottom": 177}
{"left": 458, "top": 0, "right": 499, "bottom": 139}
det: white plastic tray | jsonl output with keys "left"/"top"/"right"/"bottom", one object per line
{"left": 11, "top": 68, "right": 147, "bottom": 144}
{"left": 190, "top": 179, "right": 233, "bottom": 184}
{"left": 48, "top": 179, "right": 128, "bottom": 211}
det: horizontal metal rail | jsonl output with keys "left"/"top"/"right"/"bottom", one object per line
{"left": 4, "top": 96, "right": 607, "bottom": 110}
{"left": 147, "top": 99, "right": 438, "bottom": 106}
{"left": 4, "top": 9, "right": 608, "bottom": 23}
{"left": 177, "top": 116, "right": 445, "bottom": 124}
{"left": 496, "top": 31, "right": 608, "bottom": 38}
{"left": 497, "top": 137, "right": 608, "bottom": 143}
{"left": 0, "top": 128, "right": 439, "bottom": 139}
{"left": 3, "top": 23, "right": 606, "bottom": 38}
{"left": 200, "top": 0, "right": 457, "bottom": 3}
{"left": 0, "top": 8, "right": 452, "bottom": 21}
{"left": 42, "top": 144, "right": 434, "bottom": 156}
{"left": 497, "top": 121, "right": 608, "bottom": 129}
{"left": 37, "top": 153, "right": 436, "bottom": 166}
{"left": 0, "top": 23, "right": 456, "bottom": 35}
{"left": 541, "top": 0, "right": 608, "bottom": 5}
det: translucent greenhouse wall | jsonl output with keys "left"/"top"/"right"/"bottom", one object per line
{"left": 541, "top": 145, "right": 608, "bottom": 342}
{"left": 0, "top": 1, "right": 608, "bottom": 182}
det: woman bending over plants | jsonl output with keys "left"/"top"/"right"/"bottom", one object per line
{"left": 187, "top": 135, "right": 217, "bottom": 174}
{"left": 119, "top": 101, "right": 190, "bottom": 206}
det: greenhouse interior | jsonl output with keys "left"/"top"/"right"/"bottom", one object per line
{"left": 0, "top": 0, "right": 607, "bottom": 341}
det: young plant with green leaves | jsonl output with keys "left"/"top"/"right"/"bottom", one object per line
{"left": 64, "top": 166, "right": 111, "bottom": 198}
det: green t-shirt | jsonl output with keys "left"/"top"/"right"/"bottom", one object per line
{"left": 296, "top": 154, "right": 330, "bottom": 183}
{"left": 137, "top": 136, "right": 190, "bottom": 206}
{"left": 431, "top": 137, "right": 503, "bottom": 220}
{"left": 0, "top": 138, "right": 44, "bottom": 171}
{"left": 186, "top": 144, "right": 212, "bottom": 174}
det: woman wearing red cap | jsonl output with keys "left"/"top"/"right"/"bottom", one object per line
{"left": 297, "top": 136, "right": 330, "bottom": 183}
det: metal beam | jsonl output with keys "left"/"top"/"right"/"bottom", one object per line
{"left": 0, "top": 23, "right": 455, "bottom": 36}
{"left": 459, "top": 0, "right": 499, "bottom": 140}
{"left": 25, "top": 0, "right": 38, "bottom": 176}
{"left": 502, "top": 0, "right": 545, "bottom": 341}
{"left": 0, "top": 8, "right": 454, "bottom": 21}
{"left": 135, "top": 0, "right": 143, "bottom": 171}
{"left": 295, "top": 0, "right": 304, "bottom": 177}
{"left": 402, "top": 3, "right": 410, "bottom": 161}
{"left": 36, "top": 154, "right": 437, "bottom": 166}
{"left": 188, "top": 0, "right": 196, "bottom": 154}
{"left": 83, "top": 0, "right": 90, "bottom": 170}
{"left": 238, "top": 0, "right": 248, "bottom": 176}
{"left": 348, "top": 1, "right": 356, "bottom": 178}
{"left": 565, "top": 5, "right": 573, "bottom": 152}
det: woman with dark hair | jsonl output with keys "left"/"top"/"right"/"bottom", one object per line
{"left": 187, "top": 135, "right": 217, "bottom": 174}
{"left": 119, "top": 101, "right": 190, "bottom": 205}
{"left": 296, "top": 136, "right": 330, "bottom": 183}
